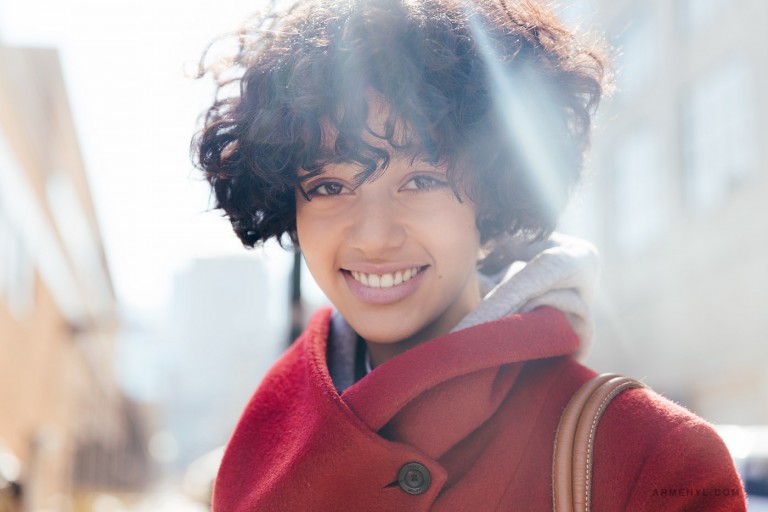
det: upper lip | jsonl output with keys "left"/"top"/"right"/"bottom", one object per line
{"left": 341, "top": 262, "right": 428, "bottom": 274}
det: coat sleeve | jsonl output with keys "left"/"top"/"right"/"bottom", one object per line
{"left": 591, "top": 387, "right": 747, "bottom": 512}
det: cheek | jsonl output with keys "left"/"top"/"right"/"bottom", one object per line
{"left": 442, "top": 202, "right": 481, "bottom": 243}
{"left": 456, "top": 208, "right": 482, "bottom": 263}
{"left": 295, "top": 206, "right": 341, "bottom": 287}
{"left": 295, "top": 207, "right": 322, "bottom": 264}
{"left": 423, "top": 203, "right": 481, "bottom": 263}
{"left": 295, "top": 208, "right": 309, "bottom": 249}
{"left": 295, "top": 201, "right": 325, "bottom": 247}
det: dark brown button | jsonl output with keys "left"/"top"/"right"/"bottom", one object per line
{"left": 398, "top": 462, "right": 431, "bottom": 495}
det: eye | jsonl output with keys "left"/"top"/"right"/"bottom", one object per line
{"left": 305, "top": 181, "right": 350, "bottom": 197}
{"left": 401, "top": 175, "right": 449, "bottom": 191}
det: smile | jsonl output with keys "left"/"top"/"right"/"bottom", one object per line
{"left": 341, "top": 265, "right": 429, "bottom": 305}
{"left": 349, "top": 267, "right": 424, "bottom": 288}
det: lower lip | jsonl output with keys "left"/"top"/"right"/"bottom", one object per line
{"left": 342, "top": 268, "right": 427, "bottom": 305}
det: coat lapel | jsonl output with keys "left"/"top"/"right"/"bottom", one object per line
{"left": 341, "top": 307, "right": 578, "bottom": 458}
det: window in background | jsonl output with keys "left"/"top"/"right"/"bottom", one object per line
{"left": 614, "top": 7, "right": 658, "bottom": 101}
{"left": 559, "top": 177, "right": 603, "bottom": 251}
{"left": 1, "top": 130, "right": 80, "bottom": 323}
{"left": 677, "top": 0, "right": 727, "bottom": 34}
{"left": 681, "top": 57, "right": 758, "bottom": 213}
{"left": 612, "top": 127, "right": 665, "bottom": 255}
{"left": 0, "top": 208, "right": 35, "bottom": 320}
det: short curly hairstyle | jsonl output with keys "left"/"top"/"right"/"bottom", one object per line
{"left": 193, "top": 0, "right": 607, "bottom": 252}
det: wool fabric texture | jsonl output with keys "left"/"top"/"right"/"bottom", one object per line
{"left": 212, "top": 307, "right": 746, "bottom": 511}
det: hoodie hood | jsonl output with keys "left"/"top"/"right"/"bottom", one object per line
{"left": 453, "top": 233, "right": 598, "bottom": 352}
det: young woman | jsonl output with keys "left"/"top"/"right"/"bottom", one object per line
{"left": 194, "top": 0, "right": 746, "bottom": 509}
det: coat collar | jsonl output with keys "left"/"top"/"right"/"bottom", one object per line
{"left": 311, "top": 306, "right": 578, "bottom": 459}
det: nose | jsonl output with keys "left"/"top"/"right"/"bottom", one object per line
{"left": 346, "top": 190, "right": 407, "bottom": 257}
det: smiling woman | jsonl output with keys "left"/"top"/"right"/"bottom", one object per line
{"left": 192, "top": 0, "right": 746, "bottom": 510}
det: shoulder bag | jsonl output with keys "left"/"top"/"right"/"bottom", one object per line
{"left": 552, "top": 373, "right": 646, "bottom": 512}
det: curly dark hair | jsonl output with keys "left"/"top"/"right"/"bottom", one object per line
{"left": 193, "top": 0, "right": 607, "bottom": 253}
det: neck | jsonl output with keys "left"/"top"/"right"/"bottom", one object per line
{"left": 364, "top": 280, "right": 481, "bottom": 368}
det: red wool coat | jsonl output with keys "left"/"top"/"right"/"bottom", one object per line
{"left": 213, "top": 307, "right": 746, "bottom": 511}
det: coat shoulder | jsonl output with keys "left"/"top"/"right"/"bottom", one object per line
{"left": 589, "top": 375, "right": 747, "bottom": 511}
{"left": 536, "top": 358, "right": 745, "bottom": 510}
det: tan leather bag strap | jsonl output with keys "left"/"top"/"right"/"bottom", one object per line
{"left": 552, "top": 374, "right": 646, "bottom": 512}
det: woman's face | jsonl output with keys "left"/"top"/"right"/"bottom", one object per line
{"left": 295, "top": 135, "right": 482, "bottom": 366}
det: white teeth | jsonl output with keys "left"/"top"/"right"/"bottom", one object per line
{"left": 349, "top": 267, "right": 422, "bottom": 288}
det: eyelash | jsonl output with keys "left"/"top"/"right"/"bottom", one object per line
{"left": 304, "top": 181, "right": 349, "bottom": 198}
{"left": 402, "top": 175, "right": 449, "bottom": 192}
{"left": 302, "top": 174, "right": 448, "bottom": 199}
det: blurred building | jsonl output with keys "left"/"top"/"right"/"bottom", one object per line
{"left": 561, "top": 0, "right": 768, "bottom": 424}
{"left": 161, "top": 255, "right": 290, "bottom": 471}
{"left": 0, "top": 46, "right": 151, "bottom": 510}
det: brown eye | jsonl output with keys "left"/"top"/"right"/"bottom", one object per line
{"left": 307, "top": 181, "right": 348, "bottom": 197}
{"left": 402, "top": 175, "right": 448, "bottom": 191}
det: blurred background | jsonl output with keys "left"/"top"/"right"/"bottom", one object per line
{"left": 0, "top": 0, "right": 766, "bottom": 510}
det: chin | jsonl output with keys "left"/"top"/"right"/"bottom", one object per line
{"left": 356, "top": 328, "right": 412, "bottom": 346}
